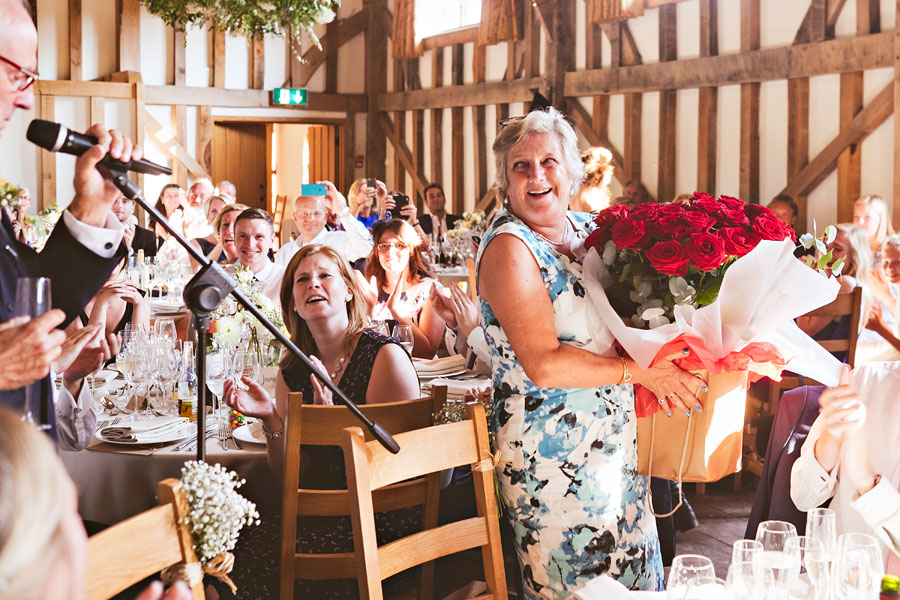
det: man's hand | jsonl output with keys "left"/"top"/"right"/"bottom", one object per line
{"left": 51, "top": 324, "right": 102, "bottom": 374}
{"left": 69, "top": 124, "right": 143, "bottom": 228}
{"left": 0, "top": 311, "right": 66, "bottom": 391}
{"left": 319, "top": 180, "right": 349, "bottom": 214}
{"left": 134, "top": 581, "right": 192, "bottom": 600}
{"left": 62, "top": 331, "right": 119, "bottom": 396}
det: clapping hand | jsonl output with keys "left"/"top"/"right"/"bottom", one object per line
{"left": 308, "top": 356, "right": 334, "bottom": 405}
{"left": 430, "top": 284, "right": 458, "bottom": 328}
{"left": 448, "top": 284, "right": 479, "bottom": 339}
{"left": 223, "top": 376, "right": 275, "bottom": 419}
{"left": 62, "top": 329, "right": 119, "bottom": 393}
{"left": 813, "top": 364, "right": 867, "bottom": 474}
{"left": 134, "top": 581, "right": 192, "bottom": 600}
{"left": 353, "top": 271, "right": 380, "bottom": 312}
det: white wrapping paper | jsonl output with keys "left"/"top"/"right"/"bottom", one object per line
{"left": 582, "top": 239, "right": 844, "bottom": 386}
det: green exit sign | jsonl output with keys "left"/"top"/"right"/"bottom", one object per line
{"left": 273, "top": 88, "right": 308, "bottom": 106}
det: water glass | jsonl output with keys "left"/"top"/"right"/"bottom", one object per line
{"left": 806, "top": 507, "right": 837, "bottom": 558}
{"left": 667, "top": 554, "right": 717, "bottom": 599}
{"left": 755, "top": 521, "right": 799, "bottom": 599}
{"left": 835, "top": 532, "right": 883, "bottom": 600}
{"left": 783, "top": 536, "right": 824, "bottom": 598}
{"left": 392, "top": 324, "right": 414, "bottom": 355}
{"left": 15, "top": 277, "right": 51, "bottom": 428}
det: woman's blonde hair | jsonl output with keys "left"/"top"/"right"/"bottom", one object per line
{"left": 834, "top": 223, "right": 872, "bottom": 283}
{"left": 348, "top": 179, "right": 378, "bottom": 215}
{"left": 203, "top": 194, "right": 231, "bottom": 221}
{"left": 212, "top": 203, "right": 249, "bottom": 240}
{"left": 0, "top": 408, "right": 69, "bottom": 597}
{"left": 855, "top": 194, "right": 895, "bottom": 247}
{"left": 492, "top": 107, "right": 584, "bottom": 201}
{"left": 279, "top": 245, "right": 369, "bottom": 371}
{"left": 364, "top": 219, "right": 433, "bottom": 288}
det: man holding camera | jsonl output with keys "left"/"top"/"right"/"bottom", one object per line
{"left": 274, "top": 180, "right": 373, "bottom": 268}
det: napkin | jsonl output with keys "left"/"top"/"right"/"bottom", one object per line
{"left": 423, "top": 376, "right": 490, "bottom": 400}
{"left": 574, "top": 575, "right": 633, "bottom": 600}
{"left": 413, "top": 355, "right": 467, "bottom": 374}
{"left": 93, "top": 369, "right": 118, "bottom": 386}
{"left": 101, "top": 416, "right": 189, "bottom": 443}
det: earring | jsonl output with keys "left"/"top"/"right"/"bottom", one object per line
{"left": 346, "top": 294, "right": 353, "bottom": 302}
{"left": 503, "top": 197, "right": 510, "bottom": 206}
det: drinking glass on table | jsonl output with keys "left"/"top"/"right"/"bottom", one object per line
{"left": 755, "top": 520, "right": 799, "bottom": 599}
{"left": 15, "top": 277, "right": 52, "bottom": 429}
{"left": 233, "top": 349, "right": 259, "bottom": 384}
{"left": 806, "top": 507, "right": 837, "bottom": 558}
{"left": 783, "top": 536, "right": 824, "bottom": 599}
{"left": 835, "top": 532, "right": 883, "bottom": 600}
{"left": 392, "top": 324, "right": 414, "bottom": 355}
{"left": 155, "top": 318, "right": 177, "bottom": 343}
{"left": 667, "top": 554, "right": 717, "bottom": 599}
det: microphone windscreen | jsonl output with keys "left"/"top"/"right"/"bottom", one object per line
{"left": 26, "top": 119, "right": 63, "bottom": 151}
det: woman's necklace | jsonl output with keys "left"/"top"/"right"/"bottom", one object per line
{"left": 328, "top": 353, "right": 348, "bottom": 380}
{"left": 532, "top": 218, "right": 572, "bottom": 247}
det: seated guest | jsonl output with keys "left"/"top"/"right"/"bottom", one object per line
{"left": 358, "top": 220, "right": 445, "bottom": 358}
{"left": 0, "top": 407, "right": 192, "bottom": 599}
{"left": 67, "top": 258, "right": 150, "bottom": 339}
{"left": 188, "top": 195, "right": 229, "bottom": 263}
{"left": 791, "top": 364, "right": 900, "bottom": 567}
{"left": 216, "top": 179, "right": 237, "bottom": 202}
{"left": 859, "top": 235, "right": 900, "bottom": 361}
{"left": 149, "top": 183, "right": 186, "bottom": 244}
{"left": 221, "top": 244, "right": 420, "bottom": 599}
{"left": 189, "top": 203, "right": 247, "bottom": 270}
{"left": 623, "top": 179, "right": 650, "bottom": 206}
{"left": 182, "top": 179, "right": 215, "bottom": 239}
{"left": 232, "top": 208, "right": 284, "bottom": 304}
{"left": 273, "top": 180, "right": 372, "bottom": 268}
{"left": 570, "top": 146, "right": 614, "bottom": 213}
{"left": 418, "top": 183, "right": 461, "bottom": 247}
{"left": 112, "top": 192, "right": 156, "bottom": 257}
{"left": 767, "top": 195, "right": 799, "bottom": 230}
{"left": 348, "top": 177, "right": 388, "bottom": 228}
{"left": 855, "top": 194, "right": 895, "bottom": 307}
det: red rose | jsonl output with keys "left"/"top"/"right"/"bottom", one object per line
{"left": 752, "top": 213, "right": 792, "bottom": 242}
{"left": 647, "top": 214, "right": 686, "bottom": 240}
{"left": 584, "top": 228, "right": 610, "bottom": 252}
{"left": 629, "top": 202, "right": 661, "bottom": 221}
{"left": 718, "top": 207, "right": 750, "bottom": 227}
{"left": 593, "top": 204, "right": 629, "bottom": 232}
{"left": 645, "top": 240, "right": 689, "bottom": 276}
{"left": 744, "top": 203, "right": 770, "bottom": 219}
{"left": 718, "top": 195, "right": 746, "bottom": 211}
{"left": 687, "top": 232, "right": 727, "bottom": 270}
{"left": 658, "top": 203, "right": 685, "bottom": 217}
{"left": 680, "top": 210, "right": 716, "bottom": 233}
{"left": 719, "top": 227, "right": 760, "bottom": 256}
{"left": 692, "top": 192, "right": 716, "bottom": 203}
{"left": 691, "top": 198, "right": 724, "bottom": 215}
{"left": 611, "top": 218, "right": 648, "bottom": 250}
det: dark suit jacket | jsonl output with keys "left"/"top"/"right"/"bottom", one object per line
{"left": 0, "top": 209, "right": 126, "bottom": 426}
{"left": 131, "top": 224, "right": 157, "bottom": 257}
{"left": 419, "top": 213, "right": 462, "bottom": 235}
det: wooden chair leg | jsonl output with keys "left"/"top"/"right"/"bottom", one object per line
{"left": 695, "top": 482, "right": 706, "bottom": 494}
{"left": 733, "top": 470, "right": 742, "bottom": 491}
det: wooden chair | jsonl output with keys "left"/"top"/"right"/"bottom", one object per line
{"left": 342, "top": 402, "right": 507, "bottom": 600}
{"left": 85, "top": 479, "right": 204, "bottom": 600}
{"left": 279, "top": 387, "right": 447, "bottom": 600}
{"left": 743, "top": 286, "right": 862, "bottom": 479}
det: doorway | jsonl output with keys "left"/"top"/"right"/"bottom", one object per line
{"left": 212, "top": 122, "right": 268, "bottom": 210}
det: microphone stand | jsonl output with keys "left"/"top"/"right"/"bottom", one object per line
{"left": 108, "top": 171, "right": 401, "bottom": 459}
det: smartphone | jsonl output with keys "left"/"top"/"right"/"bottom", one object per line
{"left": 300, "top": 183, "right": 327, "bottom": 196}
{"left": 367, "top": 177, "right": 377, "bottom": 190}
{"left": 391, "top": 193, "right": 410, "bottom": 218}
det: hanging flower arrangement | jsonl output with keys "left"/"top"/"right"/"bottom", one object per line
{"left": 138, "top": 0, "right": 340, "bottom": 48}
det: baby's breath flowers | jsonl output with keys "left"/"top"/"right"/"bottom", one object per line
{"left": 180, "top": 461, "right": 260, "bottom": 564}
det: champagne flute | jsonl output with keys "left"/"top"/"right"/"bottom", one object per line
{"left": 835, "top": 532, "right": 883, "bottom": 600}
{"left": 806, "top": 507, "right": 837, "bottom": 558}
{"left": 783, "top": 536, "right": 824, "bottom": 598}
{"left": 392, "top": 324, "right": 414, "bottom": 355}
{"left": 15, "top": 277, "right": 51, "bottom": 429}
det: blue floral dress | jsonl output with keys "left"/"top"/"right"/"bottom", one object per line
{"left": 475, "top": 209, "right": 664, "bottom": 598}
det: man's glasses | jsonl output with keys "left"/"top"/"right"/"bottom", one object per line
{"left": 376, "top": 241, "right": 409, "bottom": 253}
{"left": 0, "top": 55, "right": 38, "bottom": 92}
{"left": 297, "top": 211, "right": 325, "bottom": 220}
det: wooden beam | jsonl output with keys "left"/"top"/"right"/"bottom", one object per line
{"left": 783, "top": 82, "right": 892, "bottom": 199}
{"left": 197, "top": 105, "right": 213, "bottom": 175}
{"left": 601, "top": 22, "right": 643, "bottom": 67}
{"left": 132, "top": 82, "right": 145, "bottom": 192}
{"left": 586, "top": 16, "right": 608, "bottom": 144}
{"left": 145, "top": 110, "right": 211, "bottom": 181}
{"left": 788, "top": 78, "right": 810, "bottom": 222}
{"left": 38, "top": 94, "right": 55, "bottom": 211}
{"left": 366, "top": 0, "right": 388, "bottom": 182}
{"left": 116, "top": 0, "right": 140, "bottom": 72}
{"left": 378, "top": 113, "right": 429, "bottom": 196}
{"left": 451, "top": 44, "right": 464, "bottom": 214}
{"left": 69, "top": 0, "right": 82, "bottom": 81}
{"left": 431, "top": 48, "right": 443, "bottom": 183}
{"left": 250, "top": 36, "right": 265, "bottom": 89}
{"left": 172, "top": 105, "right": 188, "bottom": 188}
{"left": 421, "top": 26, "right": 478, "bottom": 51}
{"left": 325, "top": 21, "right": 339, "bottom": 93}
{"left": 376, "top": 77, "right": 546, "bottom": 111}
{"left": 343, "top": 115, "right": 355, "bottom": 193}
{"left": 393, "top": 58, "right": 406, "bottom": 192}
{"left": 289, "top": 29, "right": 303, "bottom": 87}
{"left": 697, "top": 0, "right": 718, "bottom": 194}
{"left": 623, "top": 93, "right": 642, "bottom": 184}
{"left": 795, "top": 0, "right": 847, "bottom": 43}
{"left": 408, "top": 58, "right": 424, "bottom": 207}
{"left": 473, "top": 46, "right": 487, "bottom": 205}
{"left": 143, "top": 86, "right": 366, "bottom": 111}
{"left": 213, "top": 29, "right": 226, "bottom": 88}
{"left": 173, "top": 30, "right": 186, "bottom": 86}
{"left": 295, "top": 10, "right": 368, "bottom": 87}
{"left": 739, "top": 0, "right": 760, "bottom": 203}
{"left": 35, "top": 80, "right": 133, "bottom": 98}
{"left": 894, "top": 0, "right": 900, "bottom": 225}
{"left": 545, "top": 0, "right": 575, "bottom": 109}
{"left": 658, "top": 4, "right": 677, "bottom": 203}
{"left": 524, "top": 2, "right": 540, "bottom": 78}
{"left": 567, "top": 100, "right": 625, "bottom": 185}
{"left": 89, "top": 96, "right": 104, "bottom": 125}
{"left": 565, "top": 31, "right": 893, "bottom": 96}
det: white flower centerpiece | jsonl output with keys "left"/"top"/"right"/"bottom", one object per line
{"left": 176, "top": 460, "right": 259, "bottom": 593}
{"left": 445, "top": 211, "right": 489, "bottom": 262}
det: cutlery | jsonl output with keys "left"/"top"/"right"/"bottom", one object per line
{"left": 231, "top": 432, "right": 243, "bottom": 450}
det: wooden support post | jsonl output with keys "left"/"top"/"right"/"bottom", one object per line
{"left": 431, "top": 48, "right": 444, "bottom": 184}
{"left": 365, "top": 0, "right": 388, "bottom": 182}
{"left": 344, "top": 115, "right": 355, "bottom": 193}
{"left": 697, "top": 0, "right": 718, "bottom": 195}
{"left": 172, "top": 105, "right": 188, "bottom": 188}
{"left": 586, "top": 18, "right": 608, "bottom": 144}
{"left": 38, "top": 94, "right": 55, "bottom": 211}
{"left": 524, "top": 2, "right": 540, "bottom": 78}
{"left": 198, "top": 106, "right": 213, "bottom": 176}
{"left": 408, "top": 58, "right": 425, "bottom": 208}
{"left": 289, "top": 30, "right": 303, "bottom": 88}
{"left": 173, "top": 30, "right": 186, "bottom": 86}
{"left": 451, "top": 44, "right": 464, "bottom": 214}
{"left": 658, "top": 4, "right": 677, "bottom": 203}
{"left": 545, "top": 0, "right": 575, "bottom": 110}
{"left": 132, "top": 82, "right": 145, "bottom": 192}
{"left": 325, "top": 21, "right": 339, "bottom": 93}
{"left": 213, "top": 29, "right": 226, "bottom": 88}
{"left": 116, "top": 0, "right": 141, "bottom": 73}
{"left": 623, "top": 93, "right": 642, "bottom": 184}
{"left": 739, "top": 0, "right": 760, "bottom": 203}
{"left": 90, "top": 96, "right": 104, "bottom": 125}
{"left": 69, "top": 0, "right": 82, "bottom": 81}
{"left": 249, "top": 37, "right": 265, "bottom": 89}
{"left": 393, "top": 58, "right": 406, "bottom": 192}
{"left": 787, "top": 78, "right": 810, "bottom": 226}
{"left": 473, "top": 46, "right": 487, "bottom": 206}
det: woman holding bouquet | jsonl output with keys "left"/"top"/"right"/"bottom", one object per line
{"left": 477, "top": 107, "right": 703, "bottom": 596}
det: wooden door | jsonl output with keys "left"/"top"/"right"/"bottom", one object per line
{"left": 212, "top": 123, "right": 267, "bottom": 211}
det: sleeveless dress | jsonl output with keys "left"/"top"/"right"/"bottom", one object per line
{"left": 221, "top": 329, "right": 421, "bottom": 600}
{"left": 475, "top": 208, "right": 664, "bottom": 598}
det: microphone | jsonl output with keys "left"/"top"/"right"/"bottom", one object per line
{"left": 26, "top": 119, "right": 172, "bottom": 176}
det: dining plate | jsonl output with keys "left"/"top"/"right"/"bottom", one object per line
{"left": 232, "top": 421, "right": 266, "bottom": 445}
{"left": 97, "top": 422, "right": 196, "bottom": 446}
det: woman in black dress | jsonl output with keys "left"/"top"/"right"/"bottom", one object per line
{"left": 222, "top": 244, "right": 421, "bottom": 599}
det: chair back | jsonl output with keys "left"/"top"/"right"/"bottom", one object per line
{"left": 279, "top": 387, "right": 446, "bottom": 600}
{"left": 342, "top": 402, "right": 507, "bottom": 600}
{"left": 85, "top": 479, "right": 204, "bottom": 600}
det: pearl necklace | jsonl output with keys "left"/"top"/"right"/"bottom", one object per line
{"left": 328, "top": 354, "right": 348, "bottom": 380}
{"left": 532, "top": 218, "right": 572, "bottom": 247}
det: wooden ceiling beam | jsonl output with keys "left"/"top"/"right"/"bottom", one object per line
{"left": 294, "top": 9, "right": 368, "bottom": 87}
{"left": 378, "top": 112, "right": 429, "bottom": 196}
{"left": 376, "top": 77, "right": 547, "bottom": 112}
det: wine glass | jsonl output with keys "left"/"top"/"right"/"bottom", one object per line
{"left": 755, "top": 520, "right": 799, "bottom": 599}
{"left": 235, "top": 350, "right": 260, "bottom": 384}
{"left": 806, "top": 507, "right": 837, "bottom": 558}
{"left": 835, "top": 532, "right": 883, "bottom": 600}
{"left": 667, "top": 554, "right": 717, "bottom": 599}
{"left": 392, "top": 324, "right": 414, "bottom": 355}
{"left": 783, "top": 536, "right": 824, "bottom": 598}
{"left": 206, "top": 350, "right": 230, "bottom": 421}
{"left": 15, "top": 277, "right": 51, "bottom": 428}
{"left": 155, "top": 318, "right": 177, "bottom": 343}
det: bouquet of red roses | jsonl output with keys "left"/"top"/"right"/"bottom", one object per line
{"left": 583, "top": 193, "right": 796, "bottom": 328}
